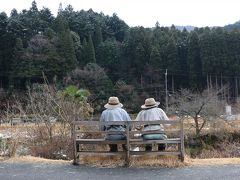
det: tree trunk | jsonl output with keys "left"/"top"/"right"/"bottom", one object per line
{"left": 194, "top": 116, "right": 201, "bottom": 144}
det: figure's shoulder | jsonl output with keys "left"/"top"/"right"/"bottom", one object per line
{"left": 156, "top": 108, "right": 168, "bottom": 117}
{"left": 119, "top": 108, "right": 128, "bottom": 114}
{"left": 121, "top": 108, "right": 127, "bottom": 111}
{"left": 155, "top": 107, "right": 163, "bottom": 111}
{"left": 147, "top": 107, "right": 164, "bottom": 113}
{"left": 101, "top": 109, "right": 108, "bottom": 114}
{"left": 136, "top": 110, "right": 145, "bottom": 116}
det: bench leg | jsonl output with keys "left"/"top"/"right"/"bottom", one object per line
{"left": 178, "top": 152, "right": 184, "bottom": 162}
{"left": 124, "top": 144, "right": 130, "bottom": 167}
{"left": 177, "top": 143, "right": 184, "bottom": 162}
{"left": 73, "top": 143, "right": 80, "bottom": 165}
{"left": 73, "top": 154, "right": 80, "bottom": 165}
{"left": 180, "top": 153, "right": 184, "bottom": 162}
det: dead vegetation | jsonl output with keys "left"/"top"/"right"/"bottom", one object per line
{"left": 71, "top": 154, "right": 187, "bottom": 168}
{"left": 2, "top": 155, "right": 240, "bottom": 168}
{"left": 1, "top": 85, "right": 240, "bottom": 167}
{"left": 1, "top": 155, "right": 70, "bottom": 164}
{"left": 0, "top": 83, "right": 93, "bottom": 160}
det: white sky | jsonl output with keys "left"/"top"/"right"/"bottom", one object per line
{"left": 0, "top": 0, "right": 240, "bottom": 27}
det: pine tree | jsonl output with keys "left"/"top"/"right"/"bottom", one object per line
{"left": 54, "top": 15, "right": 77, "bottom": 72}
{"left": 94, "top": 25, "right": 103, "bottom": 47}
{"left": 71, "top": 31, "right": 82, "bottom": 64}
{"left": 166, "top": 37, "right": 179, "bottom": 72}
{"left": 149, "top": 45, "right": 162, "bottom": 68}
{"left": 96, "top": 38, "right": 120, "bottom": 79}
{"left": 10, "top": 38, "right": 24, "bottom": 87}
{"left": 187, "top": 32, "right": 203, "bottom": 90}
{"left": 83, "top": 34, "right": 96, "bottom": 63}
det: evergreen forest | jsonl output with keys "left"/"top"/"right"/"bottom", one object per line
{"left": 1, "top": 1, "right": 240, "bottom": 112}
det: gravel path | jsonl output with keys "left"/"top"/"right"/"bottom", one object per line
{"left": 0, "top": 162, "right": 240, "bottom": 180}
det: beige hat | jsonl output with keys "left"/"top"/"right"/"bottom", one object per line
{"left": 104, "top": 97, "right": 123, "bottom": 109}
{"left": 141, "top": 98, "right": 160, "bottom": 109}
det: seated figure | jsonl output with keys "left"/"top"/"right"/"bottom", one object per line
{"left": 135, "top": 98, "right": 169, "bottom": 151}
{"left": 100, "top": 97, "right": 131, "bottom": 152}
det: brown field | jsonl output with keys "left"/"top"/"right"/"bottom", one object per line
{"left": 1, "top": 118, "right": 240, "bottom": 167}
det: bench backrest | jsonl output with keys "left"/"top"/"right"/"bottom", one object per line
{"left": 73, "top": 119, "right": 182, "bottom": 136}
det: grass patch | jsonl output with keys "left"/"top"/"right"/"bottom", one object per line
{"left": 79, "top": 155, "right": 187, "bottom": 168}
{"left": 1, "top": 155, "right": 70, "bottom": 164}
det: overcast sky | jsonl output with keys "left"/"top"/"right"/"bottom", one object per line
{"left": 0, "top": 0, "right": 240, "bottom": 27}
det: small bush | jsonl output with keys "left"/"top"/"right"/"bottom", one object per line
{"left": 185, "top": 128, "right": 240, "bottom": 158}
{"left": 29, "top": 133, "right": 74, "bottom": 160}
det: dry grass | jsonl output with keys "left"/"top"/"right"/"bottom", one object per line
{"left": 130, "top": 155, "right": 187, "bottom": 168}
{"left": 1, "top": 155, "right": 240, "bottom": 168}
{"left": 187, "top": 157, "right": 240, "bottom": 166}
{"left": 79, "top": 155, "right": 187, "bottom": 168}
{"left": 80, "top": 155, "right": 126, "bottom": 168}
{"left": 1, "top": 155, "right": 70, "bottom": 164}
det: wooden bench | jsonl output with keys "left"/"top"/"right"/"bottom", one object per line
{"left": 73, "top": 119, "right": 184, "bottom": 166}
{"left": 129, "top": 120, "right": 184, "bottom": 162}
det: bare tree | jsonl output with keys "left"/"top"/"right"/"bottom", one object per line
{"left": 169, "top": 88, "right": 225, "bottom": 139}
{"left": 3, "top": 82, "right": 93, "bottom": 159}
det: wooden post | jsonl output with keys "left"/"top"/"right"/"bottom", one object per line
{"left": 72, "top": 122, "right": 78, "bottom": 165}
{"left": 126, "top": 122, "right": 130, "bottom": 166}
{"left": 180, "top": 119, "right": 184, "bottom": 162}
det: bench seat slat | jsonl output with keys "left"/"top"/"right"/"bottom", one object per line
{"left": 132, "top": 120, "right": 180, "bottom": 125}
{"left": 130, "top": 151, "right": 181, "bottom": 155}
{"left": 75, "top": 131, "right": 127, "bottom": 135}
{"left": 77, "top": 151, "right": 126, "bottom": 155}
{"left": 76, "top": 139, "right": 126, "bottom": 144}
{"left": 130, "top": 138, "right": 180, "bottom": 141}
{"left": 74, "top": 121, "right": 128, "bottom": 126}
{"left": 129, "top": 130, "right": 180, "bottom": 134}
{"left": 129, "top": 138, "right": 180, "bottom": 144}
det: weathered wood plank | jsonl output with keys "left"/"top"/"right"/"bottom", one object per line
{"left": 130, "top": 151, "right": 181, "bottom": 156}
{"left": 75, "top": 131, "right": 127, "bottom": 135}
{"left": 74, "top": 121, "right": 129, "bottom": 126}
{"left": 126, "top": 123, "right": 130, "bottom": 166}
{"left": 73, "top": 120, "right": 180, "bottom": 126}
{"left": 76, "top": 139, "right": 126, "bottom": 144}
{"left": 131, "top": 120, "right": 180, "bottom": 125}
{"left": 77, "top": 151, "right": 126, "bottom": 155}
{"left": 72, "top": 123, "right": 78, "bottom": 165}
{"left": 129, "top": 139, "right": 181, "bottom": 144}
{"left": 129, "top": 130, "right": 180, "bottom": 135}
{"left": 180, "top": 119, "right": 185, "bottom": 162}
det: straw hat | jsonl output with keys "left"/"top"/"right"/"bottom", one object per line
{"left": 141, "top": 98, "right": 160, "bottom": 109}
{"left": 104, "top": 97, "right": 123, "bottom": 109}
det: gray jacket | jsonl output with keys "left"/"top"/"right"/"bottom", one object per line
{"left": 100, "top": 107, "right": 131, "bottom": 131}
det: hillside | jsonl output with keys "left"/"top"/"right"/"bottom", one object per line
{"left": 224, "top": 20, "right": 240, "bottom": 30}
